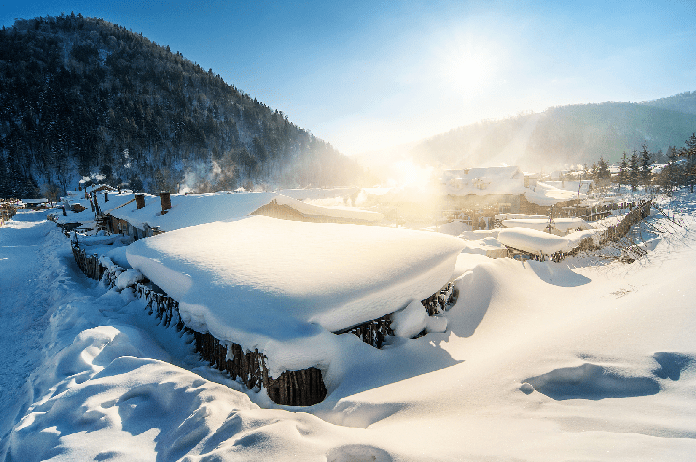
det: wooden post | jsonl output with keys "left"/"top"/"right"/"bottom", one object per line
{"left": 160, "top": 192, "right": 171, "bottom": 214}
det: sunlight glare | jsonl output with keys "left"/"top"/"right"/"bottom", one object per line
{"left": 433, "top": 33, "right": 499, "bottom": 95}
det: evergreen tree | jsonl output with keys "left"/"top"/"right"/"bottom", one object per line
{"left": 682, "top": 133, "right": 696, "bottom": 193}
{"left": 628, "top": 150, "right": 640, "bottom": 192}
{"left": 596, "top": 156, "right": 611, "bottom": 181}
{"left": 664, "top": 146, "right": 682, "bottom": 193}
{"left": 617, "top": 152, "right": 628, "bottom": 190}
{"left": 639, "top": 144, "right": 652, "bottom": 186}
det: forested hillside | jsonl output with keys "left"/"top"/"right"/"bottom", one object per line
{"left": 410, "top": 98, "right": 696, "bottom": 171}
{"left": 641, "top": 91, "right": 696, "bottom": 115}
{"left": 0, "top": 14, "right": 367, "bottom": 198}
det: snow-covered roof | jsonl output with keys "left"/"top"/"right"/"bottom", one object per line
{"left": 53, "top": 189, "right": 383, "bottom": 231}
{"left": 50, "top": 190, "right": 138, "bottom": 225}
{"left": 126, "top": 216, "right": 465, "bottom": 373}
{"left": 108, "top": 192, "right": 383, "bottom": 231}
{"left": 524, "top": 181, "right": 585, "bottom": 206}
{"left": 277, "top": 187, "right": 360, "bottom": 202}
{"left": 498, "top": 227, "right": 594, "bottom": 255}
{"left": 502, "top": 217, "right": 589, "bottom": 234}
{"left": 441, "top": 166, "right": 526, "bottom": 196}
{"left": 543, "top": 180, "right": 593, "bottom": 194}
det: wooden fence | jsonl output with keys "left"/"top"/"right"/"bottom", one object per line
{"left": 1, "top": 204, "right": 17, "bottom": 225}
{"left": 550, "top": 199, "right": 653, "bottom": 262}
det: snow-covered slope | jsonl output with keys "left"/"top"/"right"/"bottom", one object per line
{"left": 2, "top": 191, "right": 696, "bottom": 461}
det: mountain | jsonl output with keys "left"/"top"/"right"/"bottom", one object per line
{"left": 641, "top": 91, "right": 696, "bottom": 115}
{"left": 0, "top": 14, "right": 368, "bottom": 198}
{"left": 407, "top": 98, "right": 696, "bottom": 172}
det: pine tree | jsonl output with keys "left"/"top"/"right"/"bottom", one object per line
{"left": 665, "top": 146, "right": 682, "bottom": 193}
{"left": 639, "top": 144, "right": 652, "bottom": 187}
{"left": 683, "top": 133, "right": 696, "bottom": 193}
{"left": 618, "top": 152, "right": 628, "bottom": 190}
{"left": 596, "top": 157, "right": 611, "bottom": 181}
{"left": 628, "top": 150, "right": 640, "bottom": 192}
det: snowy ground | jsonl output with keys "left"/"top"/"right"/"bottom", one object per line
{"left": 1, "top": 191, "right": 695, "bottom": 461}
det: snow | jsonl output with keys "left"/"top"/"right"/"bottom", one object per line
{"left": 51, "top": 189, "right": 383, "bottom": 235}
{"left": 390, "top": 300, "right": 428, "bottom": 338}
{"left": 115, "top": 268, "right": 144, "bottom": 290}
{"left": 3, "top": 190, "right": 696, "bottom": 461}
{"left": 543, "top": 179, "right": 594, "bottom": 194}
{"left": 502, "top": 217, "right": 589, "bottom": 233}
{"left": 441, "top": 166, "right": 526, "bottom": 196}
{"left": 125, "top": 216, "right": 465, "bottom": 375}
{"left": 498, "top": 227, "right": 578, "bottom": 254}
{"left": 108, "top": 191, "right": 383, "bottom": 232}
{"left": 525, "top": 181, "right": 585, "bottom": 205}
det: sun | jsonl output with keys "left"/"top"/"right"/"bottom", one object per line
{"left": 434, "top": 35, "right": 499, "bottom": 94}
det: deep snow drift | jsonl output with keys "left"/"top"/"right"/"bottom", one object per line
{"left": 2, "top": 191, "right": 696, "bottom": 461}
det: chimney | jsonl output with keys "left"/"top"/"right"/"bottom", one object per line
{"left": 160, "top": 192, "right": 171, "bottom": 214}
{"left": 135, "top": 194, "right": 145, "bottom": 209}
{"left": 104, "top": 192, "right": 109, "bottom": 202}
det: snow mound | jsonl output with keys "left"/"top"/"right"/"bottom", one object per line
{"left": 391, "top": 300, "right": 428, "bottom": 338}
{"left": 116, "top": 269, "right": 144, "bottom": 290}
{"left": 498, "top": 227, "right": 574, "bottom": 255}
{"left": 502, "top": 217, "right": 589, "bottom": 233}
{"left": 126, "top": 216, "right": 465, "bottom": 373}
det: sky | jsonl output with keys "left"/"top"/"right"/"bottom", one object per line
{"left": 2, "top": 0, "right": 695, "bottom": 157}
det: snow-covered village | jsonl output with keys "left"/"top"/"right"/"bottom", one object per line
{"left": 2, "top": 3, "right": 696, "bottom": 462}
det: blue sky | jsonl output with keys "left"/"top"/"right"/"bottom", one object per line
{"left": 2, "top": 1, "right": 695, "bottom": 156}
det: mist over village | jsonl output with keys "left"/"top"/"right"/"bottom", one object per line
{"left": 1, "top": 3, "right": 695, "bottom": 461}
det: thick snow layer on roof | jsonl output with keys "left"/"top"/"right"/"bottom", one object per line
{"left": 108, "top": 192, "right": 382, "bottom": 232}
{"left": 498, "top": 227, "right": 576, "bottom": 255}
{"left": 278, "top": 188, "right": 359, "bottom": 201}
{"left": 442, "top": 166, "right": 526, "bottom": 196}
{"left": 544, "top": 180, "right": 593, "bottom": 194}
{"left": 126, "top": 216, "right": 465, "bottom": 372}
{"left": 552, "top": 217, "right": 590, "bottom": 232}
{"left": 51, "top": 190, "right": 137, "bottom": 226}
{"left": 496, "top": 213, "right": 549, "bottom": 220}
{"left": 110, "top": 192, "right": 276, "bottom": 231}
{"left": 524, "top": 181, "right": 584, "bottom": 206}
{"left": 272, "top": 194, "right": 383, "bottom": 222}
{"left": 502, "top": 217, "right": 589, "bottom": 233}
